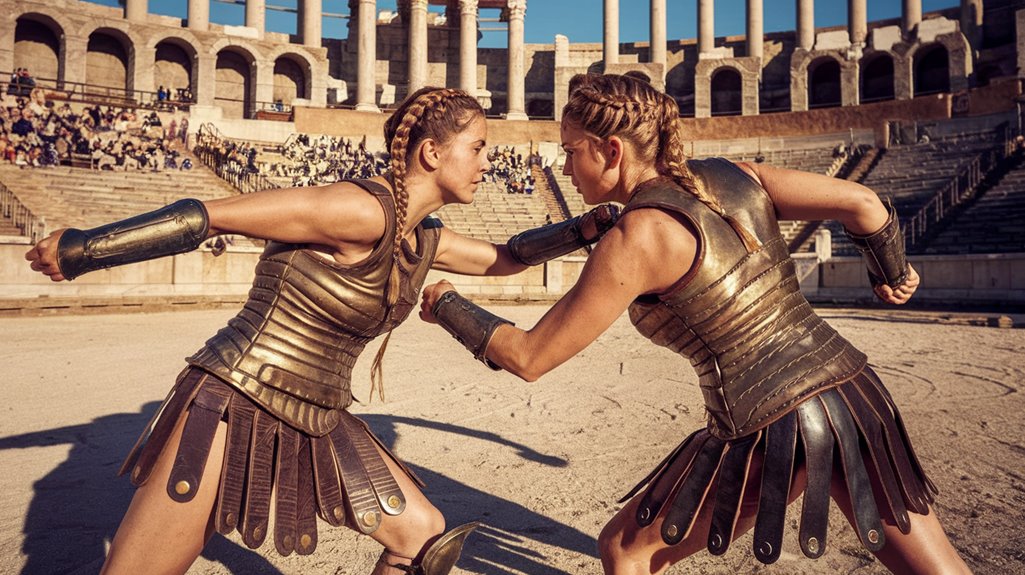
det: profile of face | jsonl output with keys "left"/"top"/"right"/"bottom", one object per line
{"left": 429, "top": 114, "right": 491, "bottom": 205}
{"left": 560, "top": 120, "right": 616, "bottom": 205}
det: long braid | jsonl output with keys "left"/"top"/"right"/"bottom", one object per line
{"left": 369, "top": 86, "right": 483, "bottom": 401}
{"left": 564, "top": 74, "right": 761, "bottom": 252}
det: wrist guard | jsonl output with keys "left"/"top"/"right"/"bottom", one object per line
{"left": 845, "top": 202, "right": 909, "bottom": 289}
{"left": 507, "top": 203, "right": 620, "bottom": 266}
{"left": 432, "top": 291, "right": 513, "bottom": 371}
{"left": 57, "top": 198, "right": 210, "bottom": 280}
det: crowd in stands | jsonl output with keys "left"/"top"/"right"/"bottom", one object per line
{"left": 0, "top": 87, "right": 191, "bottom": 171}
{"left": 485, "top": 146, "right": 536, "bottom": 194}
{"left": 276, "top": 134, "right": 389, "bottom": 186}
{"left": 6, "top": 68, "right": 35, "bottom": 98}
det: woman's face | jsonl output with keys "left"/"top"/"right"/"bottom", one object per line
{"left": 434, "top": 114, "right": 490, "bottom": 204}
{"left": 560, "top": 120, "right": 615, "bottom": 204}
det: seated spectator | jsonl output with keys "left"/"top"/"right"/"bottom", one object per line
{"left": 180, "top": 157, "right": 192, "bottom": 170}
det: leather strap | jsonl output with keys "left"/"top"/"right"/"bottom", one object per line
{"left": 295, "top": 435, "right": 319, "bottom": 555}
{"left": 661, "top": 435, "right": 725, "bottom": 545}
{"left": 753, "top": 410, "right": 798, "bottom": 564}
{"left": 166, "top": 380, "right": 231, "bottom": 503}
{"left": 622, "top": 429, "right": 700, "bottom": 505}
{"left": 274, "top": 425, "right": 300, "bottom": 556}
{"left": 340, "top": 414, "right": 406, "bottom": 516}
{"left": 845, "top": 202, "right": 909, "bottom": 288}
{"left": 432, "top": 291, "right": 513, "bottom": 370}
{"left": 634, "top": 431, "right": 708, "bottom": 527}
{"left": 796, "top": 396, "right": 833, "bottom": 559}
{"left": 707, "top": 431, "right": 761, "bottom": 556}
{"left": 241, "top": 410, "right": 278, "bottom": 548}
{"left": 329, "top": 422, "right": 382, "bottom": 534}
{"left": 312, "top": 433, "right": 347, "bottom": 527}
{"left": 215, "top": 394, "right": 255, "bottom": 534}
{"left": 507, "top": 204, "right": 619, "bottom": 265}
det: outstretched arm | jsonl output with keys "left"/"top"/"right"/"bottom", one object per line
{"left": 738, "top": 162, "right": 919, "bottom": 305}
{"left": 421, "top": 207, "right": 696, "bottom": 381}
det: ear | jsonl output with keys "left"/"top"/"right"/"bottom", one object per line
{"left": 605, "top": 136, "right": 624, "bottom": 171}
{"left": 418, "top": 138, "right": 442, "bottom": 171}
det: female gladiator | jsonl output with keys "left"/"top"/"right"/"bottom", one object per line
{"left": 421, "top": 74, "right": 972, "bottom": 574}
{"left": 25, "top": 86, "right": 616, "bottom": 575}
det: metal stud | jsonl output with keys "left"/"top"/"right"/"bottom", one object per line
{"left": 332, "top": 506, "right": 344, "bottom": 521}
{"left": 132, "top": 466, "right": 141, "bottom": 481}
{"left": 807, "top": 536, "right": 820, "bottom": 554}
{"left": 639, "top": 508, "right": 650, "bottom": 521}
{"left": 757, "top": 541, "right": 773, "bottom": 557}
{"left": 388, "top": 495, "right": 401, "bottom": 509}
{"left": 709, "top": 533, "right": 723, "bottom": 549}
{"left": 300, "top": 534, "right": 312, "bottom": 549}
{"left": 362, "top": 511, "right": 378, "bottom": 527}
{"left": 283, "top": 535, "right": 294, "bottom": 549}
{"left": 224, "top": 512, "right": 237, "bottom": 527}
{"left": 868, "top": 529, "right": 880, "bottom": 544}
{"left": 253, "top": 525, "right": 265, "bottom": 540}
{"left": 665, "top": 525, "right": 678, "bottom": 538}
{"left": 174, "top": 480, "right": 191, "bottom": 495}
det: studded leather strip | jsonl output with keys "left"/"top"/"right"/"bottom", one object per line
{"left": 328, "top": 422, "right": 383, "bottom": 534}
{"left": 294, "top": 436, "right": 319, "bottom": 555}
{"left": 837, "top": 382, "right": 911, "bottom": 534}
{"left": 274, "top": 425, "right": 299, "bottom": 556}
{"left": 311, "top": 435, "right": 347, "bottom": 527}
{"left": 753, "top": 410, "right": 798, "bottom": 564}
{"left": 121, "top": 368, "right": 204, "bottom": 484}
{"left": 356, "top": 415, "right": 426, "bottom": 488}
{"left": 635, "top": 431, "right": 709, "bottom": 527}
{"left": 215, "top": 394, "right": 255, "bottom": 535}
{"left": 241, "top": 410, "right": 278, "bottom": 548}
{"left": 660, "top": 435, "right": 726, "bottom": 545}
{"left": 621, "top": 430, "right": 700, "bottom": 505}
{"left": 166, "top": 378, "right": 232, "bottom": 503}
{"left": 868, "top": 373, "right": 939, "bottom": 497}
{"left": 855, "top": 373, "right": 935, "bottom": 513}
{"left": 819, "top": 389, "right": 885, "bottom": 552}
{"left": 707, "top": 431, "right": 761, "bottom": 556}
{"left": 796, "top": 397, "right": 833, "bottom": 559}
{"left": 338, "top": 414, "right": 406, "bottom": 517}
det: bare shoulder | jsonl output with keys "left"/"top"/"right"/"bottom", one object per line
{"left": 602, "top": 207, "right": 698, "bottom": 292}
{"left": 311, "top": 180, "right": 389, "bottom": 244}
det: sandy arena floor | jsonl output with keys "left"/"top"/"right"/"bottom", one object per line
{"left": 1, "top": 306, "right": 1024, "bottom": 575}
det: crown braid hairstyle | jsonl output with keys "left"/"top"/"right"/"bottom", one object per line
{"left": 368, "top": 86, "right": 484, "bottom": 401}
{"left": 562, "top": 74, "right": 760, "bottom": 252}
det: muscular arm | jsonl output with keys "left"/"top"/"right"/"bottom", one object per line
{"left": 430, "top": 227, "right": 529, "bottom": 276}
{"left": 456, "top": 208, "right": 696, "bottom": 381}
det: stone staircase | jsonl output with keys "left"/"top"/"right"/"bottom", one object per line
{"left": 434, "top": 181, "right": 550, "bottom": 242}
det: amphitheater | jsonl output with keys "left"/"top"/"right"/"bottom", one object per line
{"left": 1, "top": 1, "right": 1024, "bottom": 575}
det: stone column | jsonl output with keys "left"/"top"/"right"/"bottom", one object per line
{"left": 246, "top": 0, "right": 266, "bottom": 34}
{"left": 797, "top": 0, "right": 814, "bottom": 50}
{"left": 698, "top": 0, "right": 714, "bottom": 55}
{"left": 902, "top": 0, "right": 921, "bottom": 36}
{"left": 604, "top": 0, "right": 619, "bottom": 65}
{"left": 188, "top": 0, "right": 210, "bottom": 32}
{"left": 195, "top": 52, "right": 216, "bottom": 107}
{"left": 506, "top": 0, "right": 528, "bottom": 120}
{"left": 356, "top": 0, "right": 379, "bottom": 112}
{"left": 747, "top": 0, "right": 763, "bottom": 59}
{"left": 459, "top": 0, "right": 478, "bottom": 95}
{"left": 302, "top": 0, "right": 322, "bottom": 47}
{"left": 961, "top": 0, "right": 983, "bottom": 50}
{"left": 408, "top": 0, "right": 428, "bottom": 94}
{"left": 125, "top": 0, "right": 147, "bottom": 22}
{"left": 849, "top": 0, "right": 867, "bottom": 46}
{"left": 650, "top": 0, "right": 666, "bottom": 71}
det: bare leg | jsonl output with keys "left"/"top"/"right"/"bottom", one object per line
{"left": 366, "top": 442, "right": 446, "bottom": 575}
{"left": 598, "top": 454, "right": 807, "bottom": 575}
{"left": 830, "top": 475, "right": 972, "bottom": 574}
{"left": 101, "top": 416, "right": 227, "bottom": 575}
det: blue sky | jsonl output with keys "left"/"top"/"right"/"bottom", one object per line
{"left": 86, "top": 0, "right": 960, "bottom": 48}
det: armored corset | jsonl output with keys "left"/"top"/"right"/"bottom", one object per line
{"left": 627, "top": 159, "right": 867, "bottom": 440}
{"left": 188, "top": 181, "right": 441, "bottom": 437}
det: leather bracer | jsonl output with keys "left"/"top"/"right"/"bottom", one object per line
{"left": 507, "top": 203, "right": 620, "bottom": 265}
{"left": 432, "top": 291, "right": 512, "bottom": 370}
{"left": 57, "top": 198, "right": 209, "bottom": 280}
{"left": 845, "top": 202, "right": 909, "bottom": 289}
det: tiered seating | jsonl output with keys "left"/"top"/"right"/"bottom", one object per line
{"left": 924, "top": 157, "right": 1025, "bottom": 254}
{"left": 0, "top": 164, "right": 240, "bottom": 231}
{"left": 434, "top": 181, "right": 550, "bottom": 242}
{"left": 718, "top": 147, "right": 839, "bottom": 175}
{"left": 550, "top": 171, "right": 593, "bottom": 217}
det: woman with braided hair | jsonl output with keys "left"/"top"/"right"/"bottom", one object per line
{"left": 24, "top": 86, "right": 618, "bottom": 575}
{"left": 421, "top": 74, "right": 972, "bottom": 574}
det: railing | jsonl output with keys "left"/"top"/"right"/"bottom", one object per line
{"left": 541, "top": 165, "right": 572, "bottom": 221}
{"left": 2, "top": 70, "right": 194, "bottom": 110}
{"left": 904, "top": 131, "right": 1019, "bottom": 249}
{"left": 194, "top": 123, "right": 278, "bottom": 194}
{"left": 0, "top": 182, "right": 46, "bottom": 241}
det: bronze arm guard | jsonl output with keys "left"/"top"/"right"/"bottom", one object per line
{"left": 56, "top": 198, "right": 210, "bottom": 280}
{"left": 432, "top": 291, "right": 512, "bottom": 370}
{"left": 845, "top": 203, "right": 909, "bottom": 289}
{"left": 507, "top": 203, "right": 620, "bottom": 266}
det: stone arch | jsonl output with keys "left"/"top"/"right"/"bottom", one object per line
{"left": 270, "top": 51, "right": 313, "bottom": 104}
{"left": 153, "top": 37, "right": 196, "bottom": 96}
{"left": 808, "top": 56, "right": 842, "bottom": 108}
{"left": 215, "top": 46, "right": 257, "bottom": 119}
{"left": 86, "top": 27, "right": 133, "bottom": 94}
{"left": 913, "top": 43, "right": 949, "bottom": 96}
{"left": 710, "top": 67, "right": 742, "bottom": 116}
{"left": 861, "top": 52, "right": 895, "bottom": 103}
{"left": 13, "top": 13, "right": 63, "bottom": 84}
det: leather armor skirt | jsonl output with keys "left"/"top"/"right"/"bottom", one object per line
{"left": 622, "top": 368, "right": 937, "bottom": 563}
{"left": 119, "top": 368, "right": 422, "bottom": 556}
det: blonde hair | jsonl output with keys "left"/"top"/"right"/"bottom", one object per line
{"left": 369, "top": 86, "right": 485, "bottom": 400}
{"left": 562, "top": 74, "right": 760, "bottom": 251}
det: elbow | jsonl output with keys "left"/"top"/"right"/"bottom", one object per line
{"left": 502, "top": 347, "right": 545, "bottom": 383}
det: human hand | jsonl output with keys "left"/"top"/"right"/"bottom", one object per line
{"left": 24, "top": 229, "right": 68, "bottom": 282}
{"left": 874, "top": 263, "right": 919, "bottom": 305}
{"left": 420, "top": 280, "right": 457, "bottom": 323}
{"left": 579, "top": 203, "right": 620, "bottom": 242}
